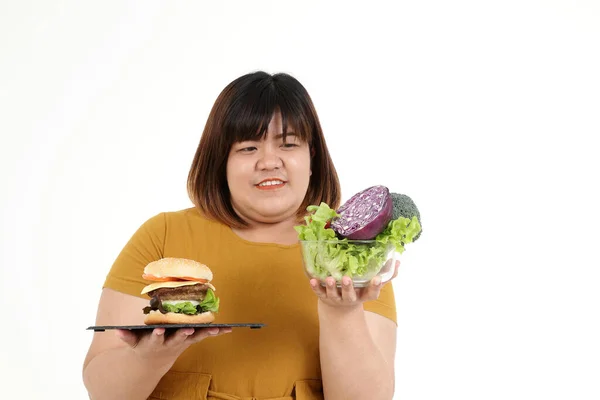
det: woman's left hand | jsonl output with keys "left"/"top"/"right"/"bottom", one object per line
{"left": 309, "top": 260, "right": 400, "bottom": 308}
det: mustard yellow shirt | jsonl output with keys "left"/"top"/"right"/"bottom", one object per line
{"left": 103, "top": 207, "right": 397, "bottom": 400}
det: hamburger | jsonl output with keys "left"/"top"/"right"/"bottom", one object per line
{"left": 140, "top": 258, "right": 220, "bottom": 324}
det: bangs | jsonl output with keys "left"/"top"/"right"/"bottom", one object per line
{"left": 222, "top": 74, "right": 313, "bottom": 145}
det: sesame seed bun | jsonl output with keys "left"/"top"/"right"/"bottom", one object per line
{"left": 143, "top": 258, "right": 213, "bottom": 281}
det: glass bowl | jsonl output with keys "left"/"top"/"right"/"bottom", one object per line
{"left": 299, "top": 240, "right": 398, "bottom": 288}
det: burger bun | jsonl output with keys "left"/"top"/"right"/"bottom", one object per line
{"left": 144, "top": 310, "right": 215, "bottom": 325}
{"left": 144, "top": 258, "right": 213, "bottom": 282}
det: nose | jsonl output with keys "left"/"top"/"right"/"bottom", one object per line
{"left": 256, "top": 146, "right": 282, "bottom": 170}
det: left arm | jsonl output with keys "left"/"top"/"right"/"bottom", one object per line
{"left": 311, "top": 270, "right": 399, "bottom": 400}
{"left": 318, "top": 301, "right": 396, "bottom": 400}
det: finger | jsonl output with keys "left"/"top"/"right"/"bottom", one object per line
{"left": 380, "top": 259, "right": 394, "bottom": 274}
{"left": 164, "top": 328, "right": 194, "bottom": 347}
{"left": 390, "top": 260, "right": 400, "bottom": 280}
{"left": 340, "top": 276, "right": 357, "bottom": 302}
{"left": 364, "top": 276, "right": 383, "bottom": 301}
{"left": 325, "top": 277, "right": 342, "bottom": 301}
{"left": 218, "top": 327, "right": 233, "bottom": 335}
{"left": 188, "top": 327, "right": 231, "bottom": 344}
{"left": 144, "top": 328, "right": 166, "bottom": 347}
{"left": 210, "top": 327, "right": 232, "bottom": 337}
{"left": 310, "top": 279, "right": 327, "bottom": 299}
{"left": 185, "top": 327, "right": 217, "bottom": 344}
{"left": 115, "top": 329, "right": 139, "bottom": 348}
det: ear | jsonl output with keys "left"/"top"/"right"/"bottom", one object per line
{"left": 310, "top": 147, "right": 316, "bottom": 157}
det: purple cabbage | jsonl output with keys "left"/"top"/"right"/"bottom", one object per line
{"left": 331, "top": 185, "right": 393, "bottom": 240}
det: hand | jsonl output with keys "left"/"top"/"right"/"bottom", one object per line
{"left": 115, "top": 326, "right": 232, "bottom": 367}
{"left": 309, "top": 260, "right": 400, "bottom": 308}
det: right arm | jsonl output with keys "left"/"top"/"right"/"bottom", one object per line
{"left": 82, "top": 288, "right": 229, "bottom": 400}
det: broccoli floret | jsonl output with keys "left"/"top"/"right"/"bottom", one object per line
{"left": 390, "top": 193, "right": 422, "bottom": 241}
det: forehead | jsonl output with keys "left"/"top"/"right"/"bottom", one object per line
{"left": 229, "top": 110, "right": 309, "bottom": 144}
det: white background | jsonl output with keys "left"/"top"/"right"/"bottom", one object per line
{"left": 1, "top": 1, "right": 599, "bottom": 399}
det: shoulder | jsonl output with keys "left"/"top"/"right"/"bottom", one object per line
{"left": 128, "top": 207, "right": 220, "bottom": 244}
{"left": 139, "top": 207, "right": 219, "bottom": 227}
{"left": 162, "top": 207, "right": 223, "bottom": 230}
{"left": 143, "top": 207, "right": 227, "bottom": 247}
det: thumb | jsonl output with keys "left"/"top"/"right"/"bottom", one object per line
{"left": 115, "top": 329, "right": 139, "bottom": 348}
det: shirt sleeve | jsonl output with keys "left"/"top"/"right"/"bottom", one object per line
{"left": 363, "top": 282, "right": 397, "bottom": 325}
{"left": 102, "top": 212, "right": 166, "bottom": 299}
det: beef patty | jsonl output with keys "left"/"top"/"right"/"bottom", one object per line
{"left": 147, "top": 284, "right": 210, "bottom": 301}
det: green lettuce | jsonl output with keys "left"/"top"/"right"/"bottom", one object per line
{"left": 375, "top": 215, "right": 421, "bottom": 254}
{"left": 295, "top": 202, "right": 422, "bottom": 280}
{"left": 162, "top": 302, "right": 199, "bottom": 315}
{"left": 294, "top": 202, "right": 339, "bottom": 241}
{"left": 161, "top": 288, "right": 220, "bottom": 314}
{"left": 198, "top": 288, "right": 220, "bottom": 313}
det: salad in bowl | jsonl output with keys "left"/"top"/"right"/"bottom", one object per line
{"left": 295, "top": 185, "right": 422, "bottom": 287}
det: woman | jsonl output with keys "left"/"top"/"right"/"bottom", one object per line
{"left": 82, "top": 71, "right": 398, "bottom": 400}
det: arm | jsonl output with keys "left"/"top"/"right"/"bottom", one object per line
{"left": 310, "top": 272, "right": 399, "bottom": 400}
{"left": 82, "top": 289, "right": 169, "bottom": 400}
{"left": 318, "top": 303, "right": 396, "bottom": 400}
{"left": 82, "top": 288, "right": 228, "bottom": 400}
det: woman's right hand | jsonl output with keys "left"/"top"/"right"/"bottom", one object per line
{"left": 83, "top": 289, "right": 232, "bottom": 400}
{"left": 84, "top": 288, "right": 232, "bottom": 380}
{"left": 115, "top": 326, "right": 232, "bottom": 367}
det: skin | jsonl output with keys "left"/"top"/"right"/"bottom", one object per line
{"left": 82, "top": 111, "right": 397, "bottom": 400}
{"left": 226, "top": 111, "right": 312, "bottom": 245}
{"left": 313, "top": 273, "right": 398, "bottom": 400}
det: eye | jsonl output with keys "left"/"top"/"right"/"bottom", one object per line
{"left": 238, "top": 146, "right": 257, "bottom": 153}
{"left": 282, "top": 143, "right": 299, "bottom": 149}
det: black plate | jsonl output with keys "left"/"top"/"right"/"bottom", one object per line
{"left": 87, "top": 323, "right": 265, "bottom": 332}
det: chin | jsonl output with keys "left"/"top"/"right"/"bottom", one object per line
{"left": 254, "top": 211, "right": 292, "bottom": 223}
{"left": 253, "top": 204, "right": 299, "bottom": 222}
{"left": 233, "top": 194, "right": 303, "bottom": 223}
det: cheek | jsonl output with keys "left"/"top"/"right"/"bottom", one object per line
{"left": 226, "top": 158, "right": 254, "bottom": 190}
{"left": 226, "top": 159, "right": 243, "bottom": 187}
{"left": 289, "top": 153, "right": 312, "bottom": 185}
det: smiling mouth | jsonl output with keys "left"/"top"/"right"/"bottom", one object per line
{"left": 255, "top": 179, "right": 286, "bottom": 190}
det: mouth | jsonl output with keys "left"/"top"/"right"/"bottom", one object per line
{"left": 255, "top": 179, "right": 287, "bottom": 190}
